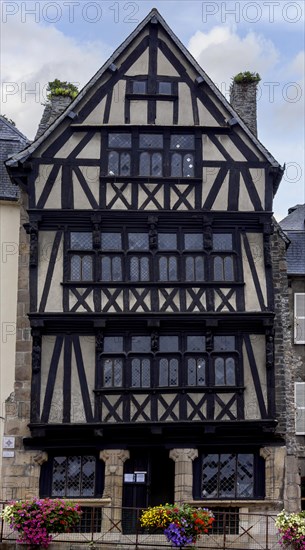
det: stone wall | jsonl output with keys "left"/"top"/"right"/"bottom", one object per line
{"left": 35, "top": 96, "right": 72, "bottom": 139}
{"left": 271, "top": 225, "right": 303, "bottom": 511}
{"left": 0, "top": 191, "right": 38, "bottom": 501}
{"left": 230, "top": 81, "right": 258, "bottom": 137}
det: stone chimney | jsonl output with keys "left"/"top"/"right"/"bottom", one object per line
{"left": 230, "top": 73, "right": 260, "bottom": 137}
{"left": 35, "top": 95, "right": 73, "bottom": 140}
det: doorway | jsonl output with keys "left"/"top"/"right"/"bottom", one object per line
{"left": 122, "top": 448, "right": 174, "bottom": 533}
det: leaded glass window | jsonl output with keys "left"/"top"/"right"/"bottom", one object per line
{"left": 131, "top": 358, "right": 151, "bottom": 387}
{"left": 139, "top": 152, "right": 162, "bottom": 177}
{"left": 214, "top": 357, "right": 236, "bottom": 385}
{"left": 52, "top": 456, "right": 96, "bottom": 497}
{"left": 128, "top": 233, "right": 149, "bottom": 250}
{"left": 71, "top": 233, "right": 92, "bottom": 250}
{"left": 139, "top": 134, "right": 163, "bottom": 149}
{"left": 129, "top": 256, "right": 150, "bottom": 281}
{"left": 159, "top": 357, "right": 178, "bottom": 386}
{"left": 201, "top": 454, "right": 254, "bottom": 498}
{"left": 159, "top": 256, "right": 178, "bottom": 281}
{"left": 185, "top": 256, "right": 204, "bottom": 281}
{"left": 108, "top": 134, "right": 131, "bottom": 148}
{"left": 158, "top": 81, "right": 172, "bottom": 94}
{"left": 103, "top": 358, "right": 123, "bottom": 387}
{"left": 101, "top": 256, "right": 122, "bottom": 281}
{"left": 70, "top": 255, "right": 93, "bottom": 281}
{"left": 101, "top": 233, "right": 122, "bottom": 250}
{"left": 213, "top": 255, "right": 234, "bottom": 281}
{"left": 187, "top": 357, "right": 206, "bottom": 386}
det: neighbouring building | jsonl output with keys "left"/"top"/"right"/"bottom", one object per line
{"left": 279, "top": 204, "right": 305, "bottom": 509}
{"left": 0, "top": 116, "right": 29, "bottom": 495}
{"left": 2, "top": 8, "right": 302, "bottom": 529}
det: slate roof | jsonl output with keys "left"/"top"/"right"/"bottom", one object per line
{"left": 5, "top": 8, "right": 283, "bottom": 186}
{"left": 0, "top": 116, "right": 29, "bottom": 199}
{"left": 279, "top": 205, "right": 305, "bottom": 275}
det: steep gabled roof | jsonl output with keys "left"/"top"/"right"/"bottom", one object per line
{"left": 279, "top": 204, "right": 305, "bottom": 231}
{"left": 0, "top": 116, "right": 30, "bottom": 199}
{"left": 279, "top": 205, "right": 305, "bottom": 275}
{"left": 6, "top": 9, "right": 283, "bottom": 176}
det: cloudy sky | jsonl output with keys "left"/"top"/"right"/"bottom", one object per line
{"left": 1, "top": 0, "right": 304, "bottom": 220}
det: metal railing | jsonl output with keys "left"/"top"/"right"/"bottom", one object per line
{"left": 0, "top": 502, "right": 281, "bottom": 549}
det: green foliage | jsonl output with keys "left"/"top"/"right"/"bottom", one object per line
{"left": 47, "top": 79, "right": 79, "bottom": 100}
{"left": 233, "top": 71, "right": 261, "bottom": 84}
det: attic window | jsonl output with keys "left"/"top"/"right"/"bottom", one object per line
{"left": 158, "top": 81, "right": 172, "bottom": 95}
{"left": 132, "top": 80, "right": 147, "bottom": 94}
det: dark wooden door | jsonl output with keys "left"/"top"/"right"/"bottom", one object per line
{"left": 122, "top": 448, "right": 174, "bottom": 533}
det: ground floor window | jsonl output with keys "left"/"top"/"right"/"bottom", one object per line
{"left": 40, "top": 454, "right": 104, "bottom": 498}
{"left": 193, "top": 452, "right": 264, "bottom": 500}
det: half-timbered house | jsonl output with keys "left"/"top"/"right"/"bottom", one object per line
{"left": 3, "top": 8, "right": 301, "bottom": 523}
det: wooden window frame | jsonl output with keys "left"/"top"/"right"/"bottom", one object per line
{"left": 295, "top": 382, "right": 305, "bottom": 435}
{"left": 294, "top": 293, "right": 305, "bottom": 344}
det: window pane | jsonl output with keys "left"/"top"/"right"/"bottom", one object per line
{"left": 103, "top": 336, "right": 123, "bottom": 352}
{"left": 112, "top": 256, "right": 122, "bottom": 281}
{"left": 108, "top": 133, "right": 131, "bottom": 148}
{"left": 158, "top": 233, "right": 177, "bottom": 250}
{"left": 128, "top": 233, "right": 149, "bottom": 250}
{"left": 171, "top": 153, "right": 182, "bottom": 177}
{"left": 67, "top": 456, "right": 81, "bottom": 497}
{"left": 52, "top": 456, "right": 67, "bottom": 496}
{"left": 101, "top": 233, "right": 122, "bottom": 250}
{"left": 159, "top": 358, "right": 169, "bottom": 386}
{"left": 133, "top": 81, "right": 147, "bottom": 93}
{"left": 224, "top": 256, "right": 234, "bottom": 280}
{"left": 140, "top": 257, "right": 150, "bottom": 281}
{"left": 159, "top": 336, "right": 179, "bottom": 352}
{"left": 82, "top": 256, "right": 93, "bottom": 280}
{"left": 114, "top": 358, "right": 123, "bottom": 386}
{"left": 170, "top": 135, "right": 195, "bottom": 150}
{"left": 185, "top": 234, "right": 203, "bottom": 250}
{"left": 214, "top": 336, "right": 235, "bottom": 351}
{"left": 202, "top": 454, "right": 218, "bottom": 498}
{"left": 158, "top": 81, "right": 172, "bottom": 94}
{"left": 71, "top": 232, "right": 92, "bottom": 250}
{"left": 139, "top": 134, "right": 163, "bottom": 148}
{"left": 152, "top": 152, "right": 163, "bottom": 176}
{"left": 71, "top": 255, "right": 81, "bottom": 281}
{"left": 80, "top": 456, "right": 95, "bottom": 497}
{"left": 237, "top": 454, "right": 254, "bottom": 498}
{"left": 214, "top": 256, "right": 224, "bottom": 280}
{"left": 142, "top": 358, "right": 151, "bottom": 387}
{"left": 187, "top": 336, "right": 206, "bottom": 352}
{"left": 101, "top": 257, "right": 111, "bottom": 281}
{"left": 215, "top": 357, "right": 225, "bottom": 385}
{"left": 185, "top": 256, "right": 195, "bottom": 281}
{"left": 195, "top": 256, "right": 205, "bottom": 281}
{"left": 103, "top": 359, "right": 113, "bottom": 386}
{"left": 168, "top": 256, "right": 178, "bottom": 281}
{"left": 131, "top": 358, "right": 141, "bottom": 386}
{"left": 159, "top": 256, "right": 168, "bottom": 281}
{"left": 219, "top": 454, "right": 235, "bottom": 498}
{"left": 226, "top": 357, "right": 236, "bottom": 385}
{"left": 108, "top": 151, "right": 119, "bottom": 175}
{"left": 169, "top": 358, "right": 178, "bottom": 386}
{"left": 213, "top": 234, "right": 233, "bottom": 250}
{"left": 120, "top": 152, "right": 131, "bottom": 176}
{"left": 183, "top": 153, "right": 194, "bottom": 177}
{"left": 130, "top": 257, "right": 139, "bottom": 281}
{"left": 131, "top": 336, "right": 151, "bottom": 352}
{"left": 139, "top": 152, "right": 150, "bottom": 176}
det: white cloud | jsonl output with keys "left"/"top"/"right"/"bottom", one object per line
{"left": 188, "top": 26, "right": 279, "bottom": 91}
{"left": 1, "top": 18, "right": 111, "bottom": 139}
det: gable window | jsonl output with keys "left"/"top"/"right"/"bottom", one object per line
{"left": 212, "top": 233, "right": 235, "bottom": 281}
{"left": 97, "top": 332, "right": 239, "bottom": 390}
{"left": 105, "top": 130, "right": 198, "bottom": 178}
{"left": 158, "top": 81, "right": 172, "bottom": 94}
{"left": 132, "top": 80, "right": 147, "bottom": 94}
{"left": 294, "top": 293, "right": 305, "bottom": 344}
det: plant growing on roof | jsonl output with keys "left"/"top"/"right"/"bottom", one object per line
{"left": 46, "top": 79, "right": 79, "bottom": 100}
{"left": 233, "top": 71, "right": 261, "bottom": 84}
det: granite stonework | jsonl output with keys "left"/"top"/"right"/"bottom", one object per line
{"left": 230, "top": 80, "right": 258, "bottom": 137}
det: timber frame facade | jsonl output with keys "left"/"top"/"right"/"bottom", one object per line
{"left": 3, "top": 9, "right": 301, "bottom": 518}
